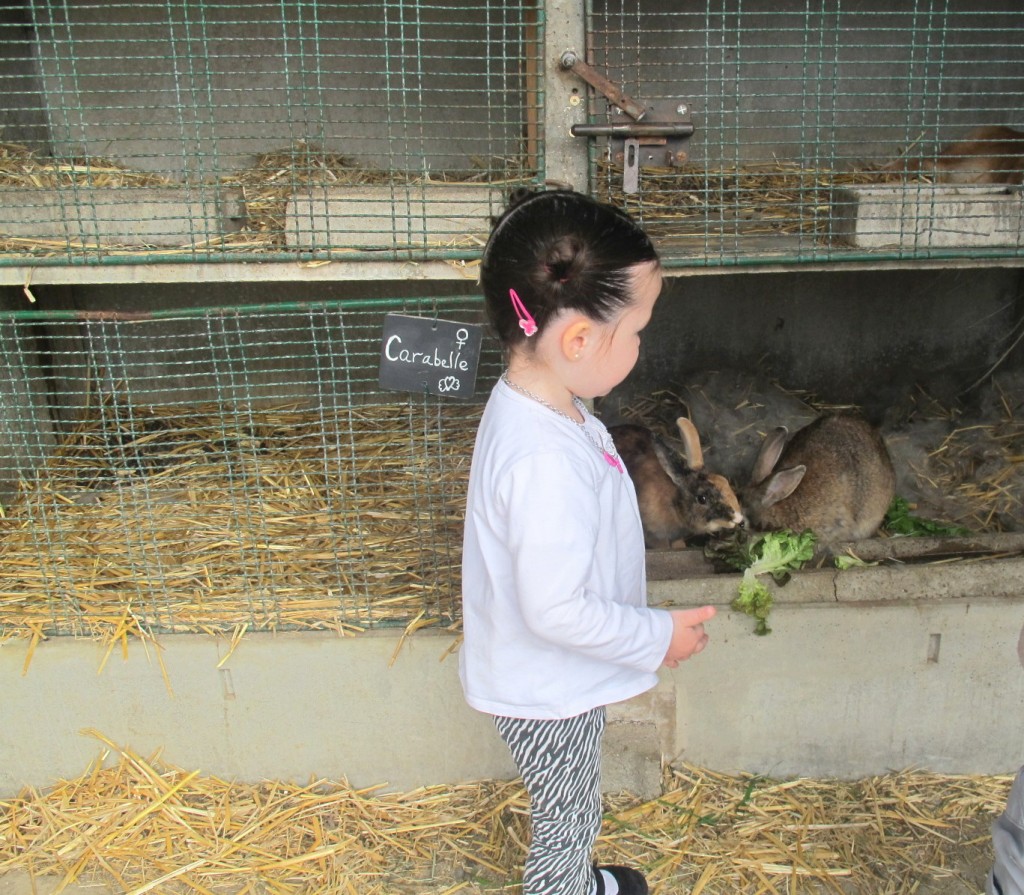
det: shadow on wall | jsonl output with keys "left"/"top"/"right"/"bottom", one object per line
{"left": 612, "top": 266, "right": 1024, "bottom": 424}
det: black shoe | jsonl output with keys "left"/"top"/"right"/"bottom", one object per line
{"left": 593, "top": 863, "right": 649, "bottom": 895}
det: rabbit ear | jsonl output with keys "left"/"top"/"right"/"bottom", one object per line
{"left": 761, "top": 464, "right": 807, "bottom": 508}
{"left": 652, "top": 434, "right": 688, "bottom": 489}
{"left": 675, "top": 417, "right": 704, "bottom": 469}
{"left": 750, "top": 426, "right": 789, "bottom": 484}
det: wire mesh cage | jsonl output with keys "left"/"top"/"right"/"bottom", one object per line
{"left": 3, "top": 1, "right": 1023, "bottom": 268}
{"left": 585, "top": 0, "right": 1024, "bottom": 267}
{"left": 0, "top": 296, "right": 501, "bottom": 639}
{"left": 0, "top": 0, "right": 540, "bottom": 263}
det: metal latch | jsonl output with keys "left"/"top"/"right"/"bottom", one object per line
{"left": 560, "top": 51, "right": 694, "bottom": 194}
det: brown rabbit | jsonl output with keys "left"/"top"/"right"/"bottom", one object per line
{"left": 883, "top": 125, "right": 1024, "bottom": 187}
{"left": 609, "top": 417, "right": 744, "bottom": 549}
{"left": 740, "top": 413, "right": 896, "bottom": 544}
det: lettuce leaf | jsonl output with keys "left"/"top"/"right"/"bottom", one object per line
{"left": 712, "top": 530, "right": 817, "bottom": 635}
{"left": 883, "top": 496, "right": 970, "bottom": 537}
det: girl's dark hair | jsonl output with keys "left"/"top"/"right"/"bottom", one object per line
{"left": 480, "top": 189, "right": 659, "bottom": 348}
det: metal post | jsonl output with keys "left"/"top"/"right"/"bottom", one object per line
{"left": 543, "top": 0, "right": 590, "bottom": 191}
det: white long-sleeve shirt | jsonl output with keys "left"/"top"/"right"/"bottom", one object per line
{"left": 459, "top": 378, "right": 673, "bottom": 720}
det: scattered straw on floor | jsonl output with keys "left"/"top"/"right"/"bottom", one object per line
{"left": 0, "top": 732, "right": 1010, "bottom": 895}
{"left": 0, "top": 143, "right": 174, "bottom": 190}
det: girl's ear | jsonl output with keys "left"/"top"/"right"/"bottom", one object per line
{"left": 560, "top": 316, "right": 592, "bottom": 360}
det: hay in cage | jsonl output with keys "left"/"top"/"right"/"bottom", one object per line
{"left": 0, "top": 143, "right": 175, "bottom": 190}
{"left": 0, "top": 142, "right": 532, "bottom": 255}
{"left": 0, "top": 142, "right": 260, "bottom": 256}
{"left": 0, "top": 732, "right": 1011, "bottom": 894}
{"left": 922, "top": 419, "right": 1024, "bottom": 532}
{"left": 0, "top": 401, "right": 482, "bottom": 642}
{"left": 227, "top": 143, "right": 528, "bottom": 249}
{"left": 595, "top": 160, "right": 910, "bottom": 239}
{"left": 0, "top": 141, "right": 923, "bottom": 253}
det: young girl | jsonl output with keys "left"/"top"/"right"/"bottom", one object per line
{"left": 460, "top": 189, "right": 717, "bottom": 895}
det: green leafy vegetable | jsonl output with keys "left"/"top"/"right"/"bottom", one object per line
{"left": 883, "top": 496, "right": 970, "bottom": 537}
{"left": 834, "top": 553, "right": 874, "bottom": 570}
{"left": 734, "top": 575, "right": 774, "bottom": 636}
{"left": 709, "top": 530, "right": 817, "bottom": 635}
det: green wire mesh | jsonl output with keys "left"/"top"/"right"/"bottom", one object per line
{"left": 587, "top": 0, "right": 1024, "bottom": 267}
{"left": 0, "top": 1, "right": 541, "bottom": 263}
{"left": 0, "top": 297, "right": 503, "bottom": 638}
{"left": 1, "top": 1, "right": 1023, "bottom": 266}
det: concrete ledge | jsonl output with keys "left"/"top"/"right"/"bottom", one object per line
{"left": 648, "top": 544, "right": 1024, "bottom": 606}
{"left": 0, "top": 186, "right": 244, "bottom": 247}
{"left": 285, "top": 184, "right": 499, "bottom": 249}
{"left": 3, "top": 556, "right": 1023, "bottom": 797}
{"left": 832, "top": 184, "right": 1024, "bottom": 248}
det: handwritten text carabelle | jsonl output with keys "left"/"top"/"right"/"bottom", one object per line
{"left": 383, "top": 335, "right": 470, "bottom": 372}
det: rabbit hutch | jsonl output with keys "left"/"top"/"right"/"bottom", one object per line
{"left": 1, "top": 0, "right": 1023, "bottom": 835}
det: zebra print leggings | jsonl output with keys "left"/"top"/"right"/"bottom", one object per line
{"left": 494, "top": 708, "right": 605, "bottom": 895}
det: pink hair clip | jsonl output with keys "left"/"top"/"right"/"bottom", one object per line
{"left": 509, "top": 288, "right": 537, "bottom": 337}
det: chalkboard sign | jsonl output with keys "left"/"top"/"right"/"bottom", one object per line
{"left": 378, "top": 313, "right": 483, "bottom": 399}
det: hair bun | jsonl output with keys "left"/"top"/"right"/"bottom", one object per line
{"left": 546, "top": 257, "right": 573, "bottom": 285}
{"left": 544, "top": 236, "right": 584, "bottom": 286}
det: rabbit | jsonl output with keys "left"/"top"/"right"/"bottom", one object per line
{"left": 883, "top": 125, "right": 1024, "bottom": 187}
{"left": 740, "top": 413, "right": 896, "bottom": 544}
{"left": 675, "top": 368, "right": 819, "bottom": 484}
{"left": 609, "top": 416, "right": 745, "bottom": 549}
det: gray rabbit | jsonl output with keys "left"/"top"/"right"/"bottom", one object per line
{"left": 740, "top": 413, "right": 896, "bottom": 544}
{"left": 609, "top": 417, "right": 745, "bottom": 549}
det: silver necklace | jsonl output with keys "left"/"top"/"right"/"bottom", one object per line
{"left": 501, "top": 372, "right": 624, "bottom": 472}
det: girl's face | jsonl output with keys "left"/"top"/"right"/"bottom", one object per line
{"left": 578, "top": 260, "right": 662, "bottom": 399}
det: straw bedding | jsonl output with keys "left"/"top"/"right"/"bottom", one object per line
{"left": 595, "top": 160, "right": 905, "bottom": 239}
{"left": 0, "top": 732, "right": 1010, "bottom": 894}
{"left": 921, "top": 417, "right": 1024, "bottom": 532}
{"left": 0, "top": 142, "right": 902, "bottom": 254}
{"left": 0, "top": 401, "right": 481, "bottom": 642}
{"left": 0, "top": 142, "right": 524, "bottom": 255}
{"left": 2, "top": 369, "right": 1021, "bottom": 645}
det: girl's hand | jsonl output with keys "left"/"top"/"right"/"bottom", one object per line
{"left": 663, "top": 605, "right": 716, "bottom": 668}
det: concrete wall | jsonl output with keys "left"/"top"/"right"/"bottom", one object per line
{"left": 653, "top": 557, "right": 1024, "bottom": 779}
{"left": 609, "top": 265, "right": 1024, "bottom": 421}
{"left": 0, "top": 2, "right": 48, "bottom": 148}
{"left": 3, "top": 554, "right": 1023, "bottom": 799}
